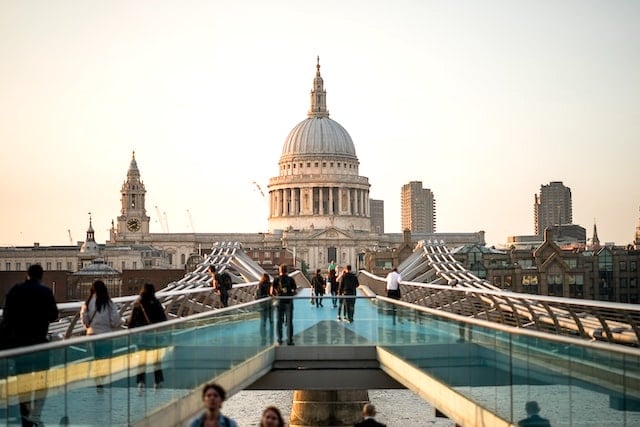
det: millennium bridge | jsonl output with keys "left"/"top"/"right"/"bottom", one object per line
{"left": 1, "top": 241, "right": 639, "bottom": 426}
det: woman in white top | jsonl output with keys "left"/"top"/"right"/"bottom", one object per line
{"left": 80, "top": 280, "right": 122, "bottom": 391}
{"left": 81, "top": 280, "right": 122, "bottom": 335}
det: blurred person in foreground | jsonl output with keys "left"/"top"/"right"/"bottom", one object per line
{"left": 188, "top": 382, "right": 238, "bottom": 427}
{"left": 259, "top": 405, "right": 285, "bottom": 427}
{"left": 518, "top": 401, "right": 551, "bottom": 427}
{"left": 0, "top": 264, "right": 58, "bottom": 427}
{"left": 354, "top": 403, "right": 386, "bottom": 427}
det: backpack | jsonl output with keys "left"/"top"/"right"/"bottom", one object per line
{"left": 219, "top": 272, "right": 233, "bottom": 291}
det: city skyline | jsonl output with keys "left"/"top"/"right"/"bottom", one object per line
{"left": 1, "top": 1, "right": 639, "bottom": 247}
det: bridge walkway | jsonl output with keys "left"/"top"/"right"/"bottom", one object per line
{"left": 1, "top": 288, "right": 639, "bottom": 426}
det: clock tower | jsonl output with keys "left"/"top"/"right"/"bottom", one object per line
{"left": 115, "top": 152, "right": 150, "bottom": 240}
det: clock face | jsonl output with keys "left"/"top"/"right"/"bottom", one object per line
{"left": 126, "top": 218, "right": 141, "bottom": 232}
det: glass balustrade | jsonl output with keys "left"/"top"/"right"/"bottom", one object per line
{"left": 0, "top": 293, "right": 638, "bottom": 426}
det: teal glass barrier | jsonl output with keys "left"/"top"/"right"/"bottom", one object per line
{"left": 376, "top": 299, "right": 640, "bottom": 426}
{"left": 1, "top": 292, "right": 639, "bottom": 426}
{"left": 0, "top": 299, "right": 276, "bottom": 426}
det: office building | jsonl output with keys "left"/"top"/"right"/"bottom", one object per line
{"left": 534, "top": 181, "right": 572, "bottom": 236}
{"left": 401, "top": 181, "right": 436, "bottom": 233}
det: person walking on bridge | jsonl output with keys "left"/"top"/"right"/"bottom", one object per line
{"left": 338, "top": 265, "right": 359, "bottom": 323}
{"left": 274, "top": 264, "right": 297, "bottom": 345}
{"left": 312, "top": 269, "right": 325, "bottom": 307}
{"left": 385, "top": 267, "right": 401, "bottom": 300}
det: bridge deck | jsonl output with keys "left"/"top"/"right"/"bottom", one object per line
{"left": 1, "top": 288, "right": 640, "bottom": 427}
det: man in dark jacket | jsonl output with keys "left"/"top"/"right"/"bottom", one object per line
{"left": 1, "top": 264, "right": 58, "bottom": 426}
{"left": 338, "top": 265, "right": 359, "bottom": 323}
{"left": 274, "top": 264, "right": 297, "bottom": 345}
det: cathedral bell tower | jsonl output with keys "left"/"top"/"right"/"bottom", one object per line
{"left": 115, "top": 152, "right": 150, "bottom": 241}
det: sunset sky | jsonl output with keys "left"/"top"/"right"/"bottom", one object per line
{"left": 1, "top": 0, "right": 638, "bottom": 247}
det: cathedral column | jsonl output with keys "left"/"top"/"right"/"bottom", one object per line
{"left": 292, "top": 188, "right": 298, "bottom": 215}
{"left": 319, "top": 187, "right": 324, "bottom": 215}
{"left": 328, "top": 186, "right": 334, "bottom": 215}
{"left": 282, "top": 189, "right": 290, "bottom": 216}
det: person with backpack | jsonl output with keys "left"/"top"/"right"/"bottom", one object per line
{"left": 208, "top": 265, "right": 232, "bottom": 307}
{"left": 273, "top": 264, "right": 298, "bottom": 345}
{"left": 127, "top": 283, "right": 167, "bottom": 393}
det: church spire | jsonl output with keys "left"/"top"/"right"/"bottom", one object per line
{"left": 308, "top": 56, "right": 329, "bottom": 118}
{"left": 591, "top": 219, "right": 600, "bottom": 251}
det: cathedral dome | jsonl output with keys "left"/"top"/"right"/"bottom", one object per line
{"left": 281, "top": 116, "right": 356, "bottom": 161}
{"left": 279, "top": 58, "right": 357, "bottom": 163}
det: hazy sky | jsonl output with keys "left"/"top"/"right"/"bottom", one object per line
{"left": 1, "top": 1, "right": 639, "bottom": 248}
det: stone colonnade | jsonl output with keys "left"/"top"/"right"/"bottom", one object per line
{"left": 270, "top": 186, "right": 369, "bottom": 218}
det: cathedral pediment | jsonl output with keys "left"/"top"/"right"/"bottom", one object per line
{"left": 308, "top": 226, "right": 353, "bottom": 240}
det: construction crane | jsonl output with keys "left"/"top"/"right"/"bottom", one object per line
{"left": 186, "top": 209, "right": 196, "bottom": 233}
{"left": 252, "top": 181, "right": 265, "bottom": 198}
{"left": 154, "top": 205, "right": 169, "bottom": 233}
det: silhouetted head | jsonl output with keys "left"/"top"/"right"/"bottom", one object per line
{"left": 362, "top": 403, "right": 376, "bottom": 417}
{"left": 27, "top": 264, "right": 44, "bottom": 281}
{"left": 140, "top": 283, "right": 156, "bottom": 298}
{"left": 525, "top": 401, "right": 540, "bottom": 415}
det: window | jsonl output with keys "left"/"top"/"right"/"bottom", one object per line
{"left": 631, "top": 261, "right": 637, "bottom": 272}
{"left": 5, "top": 262, "right": 10, "bottom": 271}
{"left": 322, "top": 162, "right": 326, "bottom": 167}
{"left": 504, "top": 276, "right": 512, "bottom": 288}
{"left": 132, "top": 262, "right": 137, "bottom": 269}
{"left": 121, "top": 261, "right": 126, "bottom": 271}
{"left": 569, "top": 274, "right": 584, "bottom": 297}
{"left": 46, "top": 262, "right": 52, "bottom": 270}
{"left": 519, "top": 259, "right": 534, "bottom": 269}
{"left": 307, "top": 162, "right": 311, "bottom": 168}
{"left": 522, "top": 275, "right": 538, "bottom": 285}
{"left": 620, "top": 278, "right": 628, "bottom": 288}
{"left": 330, "top": 162, "right": 334, "bottom": 167}
{"left": 315, "top": 162, "right": 319, "bottom": 167}
{"left": 67, "top": 262, "right": 73, "bottom": 271}
{"left": 264, "top": 252, "right": 271, "bottom": 259}
{"left": 547, "top": 273, "right": 562, "bottom": 285}
{"left": 631, "top": 278, "right": 637, "bottom": 289}
{"left": 493, "top": 276, "right": 502, "bottom": 286}
{"left": 56, "top": 262, "right": 62, "bottom": 270}
{"left": 619, "top": 261, "right": 627, "bottom": 271}
{"left": 565, "top": 258, "right": 577, "bottom": 268}
{"left": 16, "top": 263, "right": 21, "bottom": 271}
